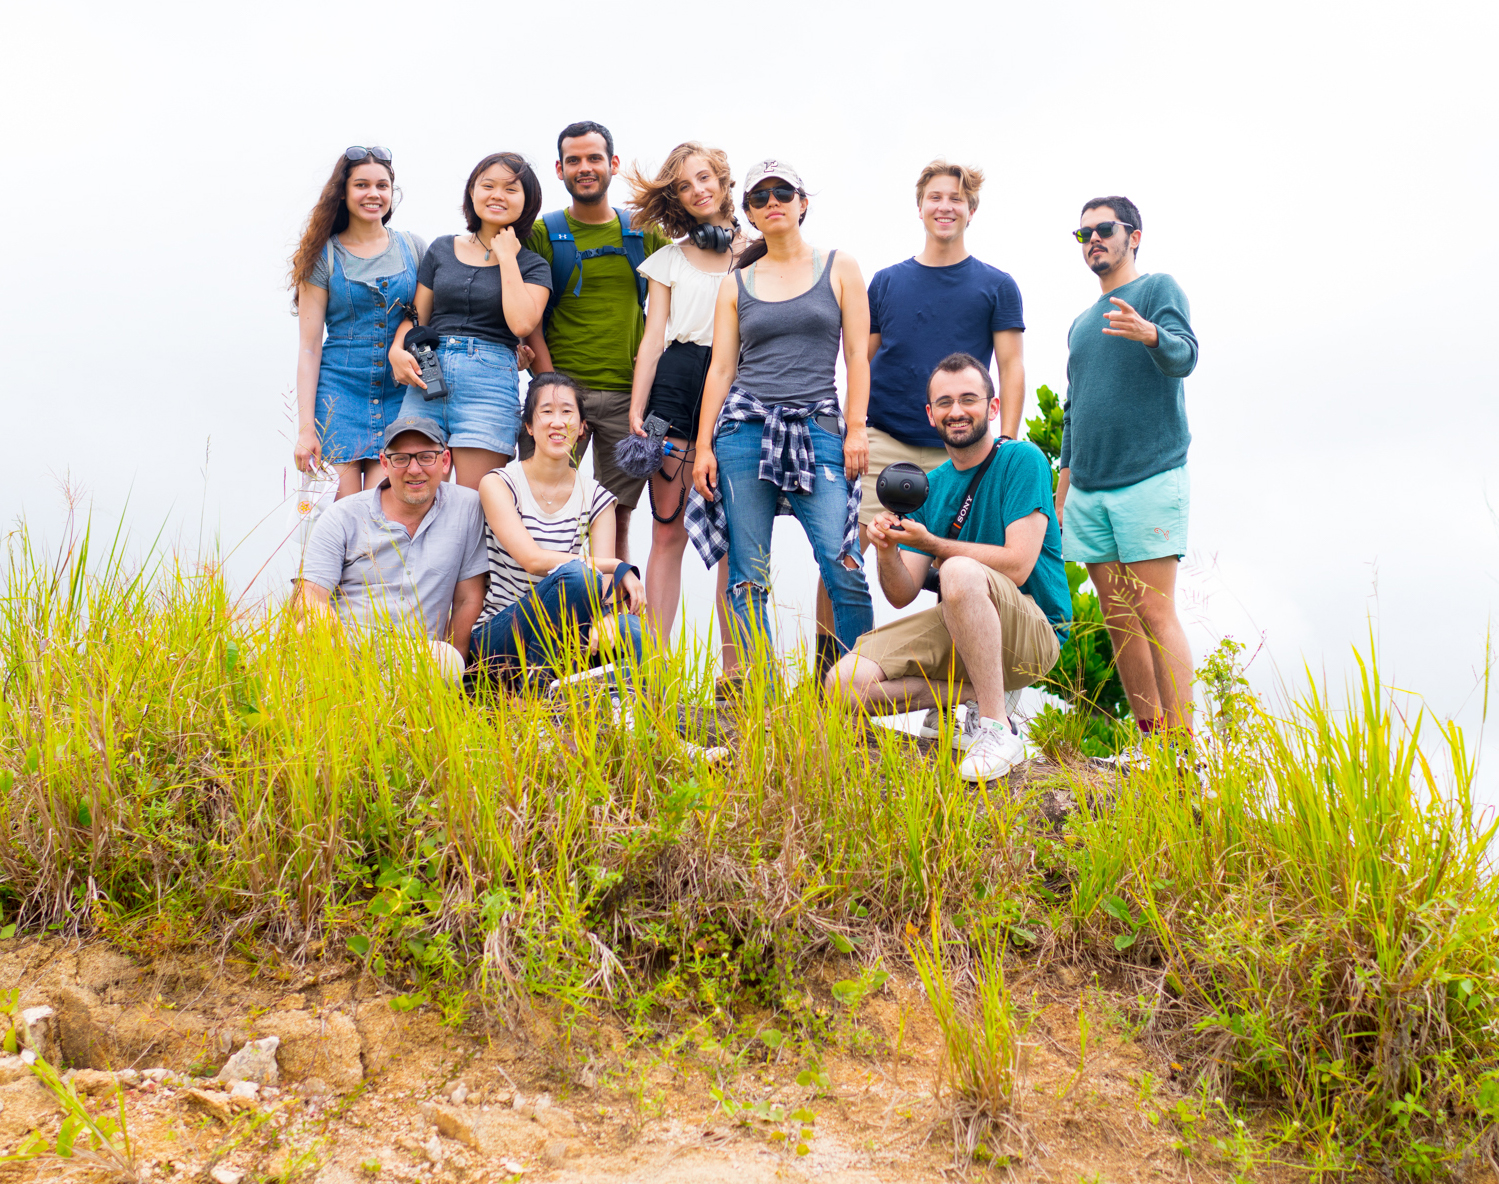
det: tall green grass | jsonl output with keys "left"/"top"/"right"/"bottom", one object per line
{"left": 3, "top": 523, "right": 1498, "bottom": 1176}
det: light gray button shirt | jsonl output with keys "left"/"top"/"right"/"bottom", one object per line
{"left": 295, "top": 481, "right": 488, "bottom": 639}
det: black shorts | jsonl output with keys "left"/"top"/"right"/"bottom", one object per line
{"left": 645, "top": 341, "right": 712, "bottom": 441}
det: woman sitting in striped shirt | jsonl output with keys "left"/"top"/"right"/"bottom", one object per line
{"left": 471, "top": 372, "right": 646, "bottom": 685}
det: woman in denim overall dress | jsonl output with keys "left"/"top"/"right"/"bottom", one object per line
{"left": 291, "top": 147, "right": 425, "bottom": 499}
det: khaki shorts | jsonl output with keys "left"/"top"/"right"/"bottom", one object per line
{"left": 518, "top": 384, "right": 645, "bottom": 509}
{"left": 859, "top": 426, "right": 951, "bottom": 527}
{"left": 852, "top": 565, "right": 1061, "bottom": 695}
{"left": 577, "top": 386, "right": 645, "bottom": 509}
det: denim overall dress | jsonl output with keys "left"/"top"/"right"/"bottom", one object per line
{"left": 315, "top": 231, "right": 420, "bottom": 463}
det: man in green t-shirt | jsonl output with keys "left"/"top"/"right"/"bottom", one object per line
{"left": 524, "top": 120, "right": 671, "bottom": 562}
{"left": 826, "top": 353, "right": 1071, "bottom": 783}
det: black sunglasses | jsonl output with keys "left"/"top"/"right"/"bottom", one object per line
{"left": 1072, "top": 220, "right": 1133, "bottom": 244}
{"left": 345, "top": 145, "right": 393, "bottom": 164}
{"left": 746, "top": 185, "right": 798, "bottom": 209}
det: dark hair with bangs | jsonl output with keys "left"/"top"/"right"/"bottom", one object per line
{"left": 523, "top": 372, "right": 586, "bottom": 430}
{"left": 462, "top": 153, "right": 543, "bottom": 241}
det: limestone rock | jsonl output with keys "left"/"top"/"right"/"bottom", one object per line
{"left": 418, "top": 1101, "right": 476, "bottom": 1148}
{"left": 216, "top": 1036, "right": 280, "bottom": 1087}
{"left": 48, "top": 987, "right": 113, "bottom": 1069}
{"left": 183, "top": 1088, "right": 235, "bottom": 1124}
{"left": 256, "top": 1010, "right": 361, "bottom": 1091}
{"left": 0, "top": 1075, "right": 60, "bottom": 1144}
{"left": 469, "top": 1108, "right": 548, "bottom": 1159}
{"left": 0, "top": 1056, "right": 30, "bottom": 1086}
{"left": 17, "top": 1006, "right": 59, "bottom": 1064}
{"left": 352, "top": 1001, "right": 401, "bottom": 1078}
{"left": 543, "top": 1137, "right": 579, "bottom": 1165}
{"left": 71, "top": 1068, "right": 117, "bottom": 1096}
{"left": 210, "top": 1167, "right": 246, "bottom": 1184}
{"left": 534, "top": 1105, "right": 579, "bottom": 1137}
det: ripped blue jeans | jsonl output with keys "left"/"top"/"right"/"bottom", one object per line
{"left": 714, "top": 416, "right": 873, "bottom": 656}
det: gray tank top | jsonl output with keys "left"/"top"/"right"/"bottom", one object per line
{"left": 733, "top": 249, "right": 841, "bottom": 404}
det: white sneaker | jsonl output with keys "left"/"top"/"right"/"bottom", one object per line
{"left": 958, "top": 719, "right": 1026, "bottom": 782}
{"left": 953, "top": 700, "right": 982, "bottom": 752}
{"left": 609, "top": 696, "right": 634, "bottom": 730}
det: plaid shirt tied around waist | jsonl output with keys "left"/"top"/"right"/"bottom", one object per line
{"left": 685, "top": 388, "right": 863, "bottom": 569}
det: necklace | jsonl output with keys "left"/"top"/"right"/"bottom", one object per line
{"left": 530, "top": 469, "right": 573, "bottom": 508}
{"left": 471, "top": 232, "right": 491, "bottom": 262}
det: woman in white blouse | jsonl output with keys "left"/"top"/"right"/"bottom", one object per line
{"left": 626, "top": 143, "right": 746, "bottom": 659}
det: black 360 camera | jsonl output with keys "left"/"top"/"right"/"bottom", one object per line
{"left": 876, "top": 462, "right": 929, "bottom": 519}
{"left": 403, "top": 326, "right": 448, "bottom": 401}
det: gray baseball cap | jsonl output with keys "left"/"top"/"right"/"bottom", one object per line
{"left": 742, "top": 159, "right": 805, "bottom": 193}
{"left": 383, "top": 415, "right": 448, "bottom": 449}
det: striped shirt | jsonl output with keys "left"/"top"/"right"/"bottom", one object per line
{"left": 477, "top": 460, "right": 616, "bottom": 623}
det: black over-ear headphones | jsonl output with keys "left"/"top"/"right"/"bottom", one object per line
{"left": 688, "top": 221, "right": 735, "bottom": 253}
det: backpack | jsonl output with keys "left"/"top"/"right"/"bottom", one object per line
{"left": 541, "top": 207, "right": 647, "bottom": 331}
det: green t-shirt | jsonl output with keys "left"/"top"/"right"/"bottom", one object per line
{"left": 526, "top": 211, "right": 671, "bottom": 392}
{"left": 901, "top": 439, "right": 1072, "bottom": 639}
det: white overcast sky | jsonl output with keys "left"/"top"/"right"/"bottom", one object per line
{"left": 6, "top": 1, "right": 1498, "bottom": 795}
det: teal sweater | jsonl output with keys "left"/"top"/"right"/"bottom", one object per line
{"left": 1060, "top": 273, "right": 1197, "bottom": 491}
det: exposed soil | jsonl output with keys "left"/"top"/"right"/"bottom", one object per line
{"left": 0, "top": 934, "right": 1331, "bottom": 1184}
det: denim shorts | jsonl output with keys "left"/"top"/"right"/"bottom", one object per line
{"left": 398, "top": 336, "right": 522, "bottom": 456}
{"left": 1062, "top": 465, "right": 1189, "bottom": 564}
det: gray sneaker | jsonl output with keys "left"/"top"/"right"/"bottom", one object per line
{"left": 954, "top": 700, "right": 983, "bottom": 752}
{"left": 917, "top": 707, "right": 944, "bottom": 740}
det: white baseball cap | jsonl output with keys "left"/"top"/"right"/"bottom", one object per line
{"left": 742, "top": 159, "right": 806, "bottom": 193}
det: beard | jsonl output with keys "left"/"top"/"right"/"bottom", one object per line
{"left": 1088, "top": 249, "right": 1114, "bottom": 274}
{"left": 563, "top": 170, "right": 611, "bottom": 203}
{"left": 935, "top": 416, "right": 991, "bottom": 449}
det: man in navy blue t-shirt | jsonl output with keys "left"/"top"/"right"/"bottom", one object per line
{"left": 814, "top": 160, "right": 1026, "bottom": 672}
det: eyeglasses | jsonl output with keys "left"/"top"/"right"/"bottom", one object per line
{"left": 345, "top": 145, "right": 393, "bottom": 164}
{"left": 930, "top": 393, "right": 991, "bottom": 413}
{"left": 384, "top": 449, "right": 443, "bottom": 468}
{"left": 1072, "top": 220, "right": 1133, "bottom": 244}
{"left": 746, "top": 185, "right": 798, "bottom": 209}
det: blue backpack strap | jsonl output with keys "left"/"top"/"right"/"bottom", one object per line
{"left": 616, "top": 207, "right": 648, "bottom": 308}
{"left": 542, "top": 210, "right": 579, "bottom": 330}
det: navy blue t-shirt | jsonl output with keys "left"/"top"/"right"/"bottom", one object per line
{"left": 899, "top": 440, "right": 1070, "bottom": 640}
{"left": 867, "top": 256, "right": 1025, "bottom": 448}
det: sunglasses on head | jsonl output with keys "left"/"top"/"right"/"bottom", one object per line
{"left": 345, "top": 145, "right": 393, "bottom": 164}
{"left": 1072, "top": 220, "right": 1133, "bottom": 244}
{"left": 746, "top": 184, "right": 798, "bottom": 209}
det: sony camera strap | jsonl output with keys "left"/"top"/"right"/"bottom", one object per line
{"left": 945, "top": 441, "right": 1001, "bottom": 540}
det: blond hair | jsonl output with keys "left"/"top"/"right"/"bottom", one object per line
{"left": 915, "top": 159, "right": 984, "bottom": 212}
{"left": 624, "top": 141, "right": 735, "bottom": 239}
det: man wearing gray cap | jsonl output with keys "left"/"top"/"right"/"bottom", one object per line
{"left": 291, "top": 415, "right": 489, "bottom": 679}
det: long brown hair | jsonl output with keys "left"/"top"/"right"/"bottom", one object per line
{"left": 288, "top": 152, "right": 397, "bottom": 306}
{"left": 624, "top": 141, "right": 735, "bottom": 239}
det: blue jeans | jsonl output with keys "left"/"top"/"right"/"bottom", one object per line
{"left": 471, "top": 561, "right": 644, "bottom": 687}
{"left": 715, "top": 417, "right": 873, "bottom": 656}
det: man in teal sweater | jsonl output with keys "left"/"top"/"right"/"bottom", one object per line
{"left": 1055, "top": 196, "right": 1198, "bottom": 740}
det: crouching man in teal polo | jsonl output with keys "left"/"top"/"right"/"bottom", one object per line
{"left": 826, "top": 353, "right": 1071, "bottom": 783}
{"left": 1055, "top": 196, "right": 1198, "bottom": 742}
{"left": 291, "top": 415, "right": 489, "bottom": 680}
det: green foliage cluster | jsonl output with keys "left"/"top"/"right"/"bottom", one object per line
{"left": 4, "top": 524, "right": 1499, "bottom": 1178}
{"left": 1023, "top": 385, "right": 1128, "bottom": 755}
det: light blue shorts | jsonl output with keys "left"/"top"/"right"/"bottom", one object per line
{"left": 1062, "top": 465, "right": 1188, "bottom": 564}
{"left": 397, "top": 336, "right": 522, "bottom": 456}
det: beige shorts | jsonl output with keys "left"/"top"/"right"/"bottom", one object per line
{"left": 852, "top": 565, "right": 1061, "bottom": 695}
{"left": 577, "top": 386, "right": 645, "bottom": 509}
{"left": 859, "top": 426, "right": 951, "bottom": 527}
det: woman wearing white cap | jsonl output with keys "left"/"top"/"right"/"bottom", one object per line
{"left": 687, "top": 160, "right": 874, "bottom": 673}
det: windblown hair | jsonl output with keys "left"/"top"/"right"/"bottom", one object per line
{"left": 461, "top": 152, "right": 543, "bottom": 241}
{"left": 523, "top": 372, "right": 585, "bottom": 429}
{"left": 916, "top": 159, "right": 985, "bottom": 212}
{"left": 1081, "top": 195, "right": 1142, "bottom": 258}
{"left": 736, "top": 181, "right": 808, "bottom": 271}
{"left": 288, "top": 152, "right": 396, "bottom": 307}
{"left": 624, "top": 142, "right": 736, "bottom": 239}
{"left": 926, "top": 352, "right": 995, "bottom": 402}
